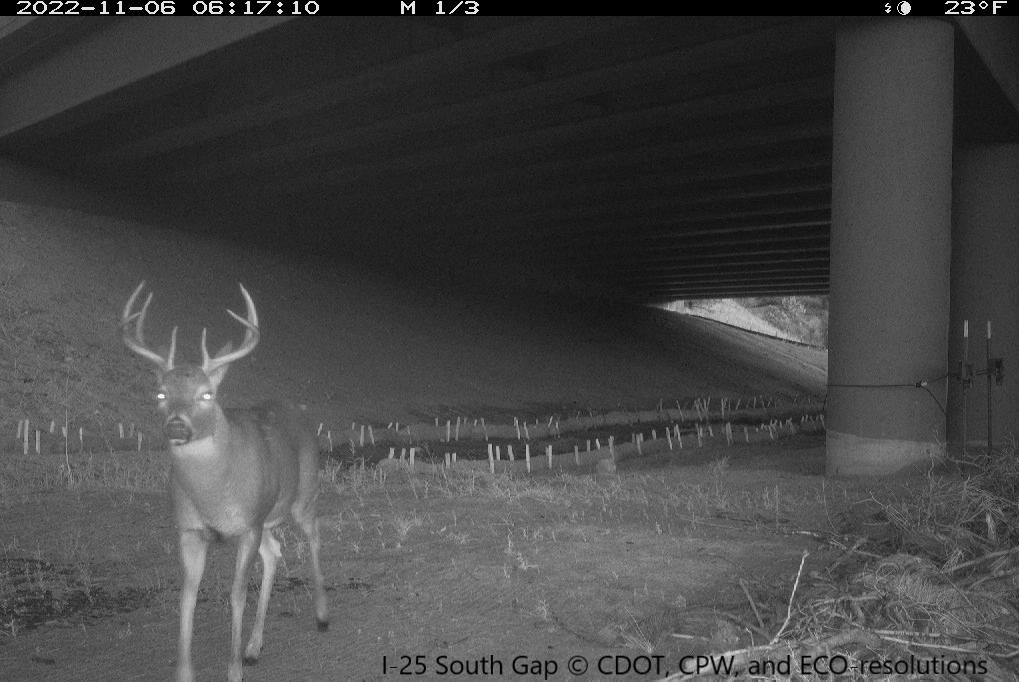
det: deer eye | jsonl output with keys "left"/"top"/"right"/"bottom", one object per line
{"left": 200, "top": 392, "right": 214, "bottom": 401}
{"left": 156, "top": 391, "right": 167, "bottom": 401}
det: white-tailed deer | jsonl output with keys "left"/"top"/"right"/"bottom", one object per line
{"left": 121, "top": 281, "right": 328, "bottom": 682}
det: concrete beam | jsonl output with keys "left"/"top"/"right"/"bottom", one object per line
{"left": 953, "top": 17, "right": 1019, "bottom": 120}
{"left": 613, "top": 255, "right": 830, "bottom": 277}
{"left": 620, "top": 267, "right": 829, "bottom": 285}
{"left": 156, "top": 90, "right": 833, "bottom": 186}
{"left": 83, "top": 17, "right": 658, "bottom": 167}
{"left": 0, "top": 17, "right": 293, "bottom": 143}
{"left": 641, "top": 274, "right": 829, "bottom": 291}
{"left": 641, "top": 284, "right": 829, "bottom": 301}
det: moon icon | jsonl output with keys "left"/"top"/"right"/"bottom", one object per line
{"left": 897, "top": 1, "right": 911, "bottom": 13}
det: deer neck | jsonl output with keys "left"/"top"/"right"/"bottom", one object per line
{"left": 168, "top": 407, "right": 238, "bottom": 486}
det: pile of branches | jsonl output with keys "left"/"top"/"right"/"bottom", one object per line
{"left": 666, "top": 451, "right": 1019, "bottom": 680}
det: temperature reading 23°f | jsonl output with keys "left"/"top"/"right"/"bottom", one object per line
{"left": 945, "top": 0, "right": 1008, "bottom": 14}
{"left": 435, "top": 0, "right": 479, "bottom": 13}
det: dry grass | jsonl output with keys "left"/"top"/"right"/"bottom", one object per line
{"left": 661, "top": 449, "right": 1019, "bottom": 680}
{"left": 0, "top": 450, "right": 167, "bottom": 500}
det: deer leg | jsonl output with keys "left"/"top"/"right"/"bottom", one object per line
{"left": 244, "top": 529, "right": 281, "bottom": 663}
{"left": 228, "top": 528, "right": 260, "bottom": 682}
{"left": 177, "top": 529, "right": 209, "bottom": 682}
{"left": 296, "top": 511, "right": 329, "bottom": 630}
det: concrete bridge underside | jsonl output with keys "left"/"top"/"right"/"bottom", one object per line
{"left": 0, "top": 16, "right": 1017, "bottom": 476}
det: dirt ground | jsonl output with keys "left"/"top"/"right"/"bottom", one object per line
{"left": 0, "top": 433, "right": 874, "bottom": 682}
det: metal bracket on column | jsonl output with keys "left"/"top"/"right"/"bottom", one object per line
{"left": 958, "top": 361, "right": 974, "bottom": 388}
{"left": 989, "top": 358, "right": 1004, "bottom": 386}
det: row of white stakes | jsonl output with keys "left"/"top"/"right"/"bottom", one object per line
{"left": 379, "top": 413, "right": 825, "bottom": 474}
{"left": 315, "top": 396, "right": 809, "bottom": 454}
{"left": 13, "top": 418, "right": 145, "bottom": 455}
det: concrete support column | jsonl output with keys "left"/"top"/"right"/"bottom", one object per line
{"left": 948, "top": 145, "right": 1019, "bottom": 449}
{"left": 826, "top": 20, "right": 955, "bottom": 476}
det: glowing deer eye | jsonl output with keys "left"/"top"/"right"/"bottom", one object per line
{"left": 201, "top": 392, "right": 214, "bottom": 401}
{"left": 156, "top": 391, "right": 167, "bottom": 401}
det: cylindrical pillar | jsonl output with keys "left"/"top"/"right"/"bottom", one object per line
{"left": 826, "top": 20, "right": 955, "bottom": 476}
{"left": 948, "top": 145, "right": 1019, "bottom": 450}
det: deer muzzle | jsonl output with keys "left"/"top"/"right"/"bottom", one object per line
{"left": 164, "top": 417, "right": 193, "bottom": 444}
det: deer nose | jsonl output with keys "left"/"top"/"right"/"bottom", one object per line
{"left": 164, "top": 418, "right": 192, "bottom": 443}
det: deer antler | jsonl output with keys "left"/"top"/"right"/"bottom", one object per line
{"left": 201, "top": 283, "right": 260, "bottom": 374}
{"left": 121, "top": 281, "right": 176, "bottom": 371}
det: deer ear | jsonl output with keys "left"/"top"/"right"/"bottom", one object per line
{"left": 207, "top": 362, "right": 230, "bottom": 390}
{"left": 206, "top": 341, "right": 236, "bottom": 389}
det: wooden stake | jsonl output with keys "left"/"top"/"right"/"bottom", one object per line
{"left": 546, "top": 444, "right": 552, "bottom": 469}
{"left": 525, "top": 443, "right": 531, "bottom": 473}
